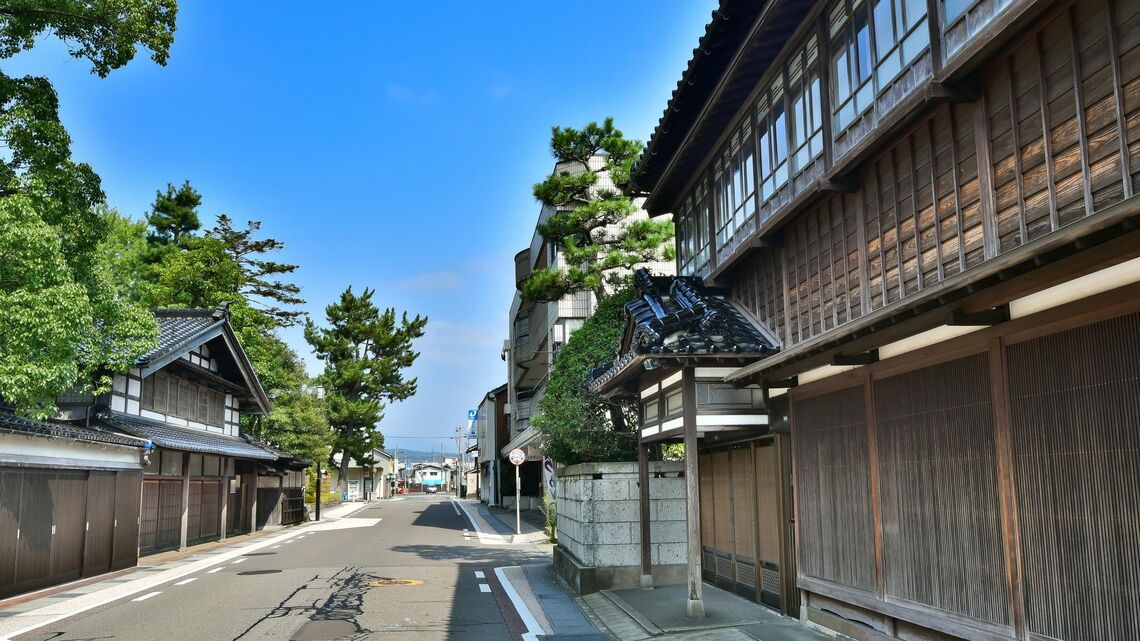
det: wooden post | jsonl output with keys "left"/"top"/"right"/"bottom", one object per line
{"left": 179, "top": 452, "right": 190, "bottom": 551}
{"left": 638, "top": 440, "right": 653, "bottom": 588}
{"left": 682, "top": 367, "right": 705, "bottom": 618}
{"left": 219, "top": 458, "right": 229, "bottom": 541}
{"left": 248, "top": 470, "right": 258, "bottom": 532}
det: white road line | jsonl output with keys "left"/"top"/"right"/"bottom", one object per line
{"left": 231, "top": 558, "right": 246, "bottom": 564}
{"left": 131, "top": 592, "right": 160, "bottom": 602}
{"left": 271, "top": 545, "right": 281, "bottom": 549}
{"left": 474, "top": 571, "right": 485, "bottom": 579}
{"left": 173, "top": 578, "right": 196, "bottom": 586}
{"left": 207, "top": 568, "right": 223, "bottom": 574}
{"left": 494, "top": 567, "right": 543, "bottom": 641}
{"left": 449, "top": 500, "right": 461, "bottom": 516}
{"left": 479, "top": 583, "right": 491, "bottom": 593}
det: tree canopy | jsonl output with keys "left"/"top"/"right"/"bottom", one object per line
{"left": 522, "top": 118, "right": 674, "bottom": 303}
{"left": 534, "top": 286, "right": 638, "bottom": 465}
{"left": 0, "top": 1, "right": 177, "bottom": 416}
{"left": 305, "top": 287, "right": 427, "bottom": 490}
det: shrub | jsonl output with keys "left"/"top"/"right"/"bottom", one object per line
{"left": 534, "top": 286, "right": 638, "bottom": 465}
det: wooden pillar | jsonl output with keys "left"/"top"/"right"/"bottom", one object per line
{"left": 219, "top": 458, "right": 229, "bottom": 541}
{"left": 638, "top": 439, "right": 653, "bottom": 588}
{"left": 248, "top": 470, "right": 258, "bottom": 532}
{"left": 179, "top": 452, "right": 190, "bottom": 551}
{"left": 682, "top": 367, "right": 705, "bottom": 618}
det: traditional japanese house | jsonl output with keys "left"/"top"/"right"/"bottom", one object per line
{"left": 0, "top": 411, "right": 148, "bottom": 598}
{"left": 96, "top": 306, "right": 279, "bottom": 554}
{"left": 602, "top": 0, "right": 1140, "bottom": 639}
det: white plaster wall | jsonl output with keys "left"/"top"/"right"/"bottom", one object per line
{"left": 0, "top": 432, "right": 141, "bottom": 470}
{"left": 557, "top": 461, "right": 687, "bottom": 568}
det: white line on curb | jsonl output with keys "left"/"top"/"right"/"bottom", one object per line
{"left": 131, "top": 592, "right": 160, "bottom": 602}
{"left": 493, "top": 567, "right": 543, "bottom": 641}
{"left": 173, "top": 578, "right": 196, "bottom": 586}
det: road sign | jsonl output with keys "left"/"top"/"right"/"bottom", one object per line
{"left": 508, "top": 448, "right": 526, "bottom": 466}
{"left": 467, "top": 409, "right": 478, "bottom": 421}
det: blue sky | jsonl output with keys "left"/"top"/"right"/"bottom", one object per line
{"left": 9, "top": 2, "right": 716, "bottom": 454}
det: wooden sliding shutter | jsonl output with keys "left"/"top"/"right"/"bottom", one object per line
{"left": 1007, "top": 310, "right": 1140, "bottom": 641}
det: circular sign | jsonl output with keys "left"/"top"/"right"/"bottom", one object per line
{"left": 509, "top": 448, "right": 526, "bottom": 466}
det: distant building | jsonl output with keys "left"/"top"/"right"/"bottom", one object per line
{"left": 504, "top": 157, "right": 673, "bottom": 510}
{"left": 474, "top": 383, "right": 508, "bottom": 505}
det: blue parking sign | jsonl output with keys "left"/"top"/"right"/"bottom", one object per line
{"left": 467, "top": 409, "right": 478, "bottom": 421}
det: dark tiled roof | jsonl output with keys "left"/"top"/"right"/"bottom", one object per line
{"left": 138, "top": 308, "right": 226, "bottom": 365}
{"left": 589, "top": 269, "right": 780, "bottom": 393}
{"left": 0, "top": 410, "right": 147, "bottom": 448}
{"left": 98, "top": 413, "right": 277, "bottom": 460}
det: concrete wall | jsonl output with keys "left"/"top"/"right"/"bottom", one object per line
{"left": 554, "top": 461, "right": 687, "bottom": 594}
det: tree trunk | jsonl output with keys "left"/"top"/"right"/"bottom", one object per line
{"left": 337, "top": 447, "right": 351, "bottom": 496}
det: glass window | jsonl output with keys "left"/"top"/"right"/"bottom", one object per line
{"left": 712, "top": 120, "right": 756, "bottom": 250}
{"left": 943, "top": 0, "right": 970, "bottom": 24}
{"left": 830, "top": 0, "right": 929, "bottom": 132}
{"left": 871, "top": 0, "right": 929, "bottom": 88}
{"left": 643, "top": 399, "right": 660, "bottom": 424}
{"left": 677, "top": 179, "right": 710, "bottom": 276}
{"left": 513, "top": 315, "right": 529, "bottom": 347}
{"left": 757, "top": 83, "right": 790, "bottom": 205}
{"left": 789, "top": 36, "right": 825, "bottom": 175}
{"left": 831, "top": 0, "right": 875, "bottom": 132}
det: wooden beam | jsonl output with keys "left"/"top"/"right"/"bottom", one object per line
{"left": 180, "top": 452, "right": 190, "bottom": 551}
{"left": 820, "top": 176, "right": 859, "bottom": 193}
{"left": 949, "top": 304, "right": 1010, "bottom": 326}
{"left": 682, "top": 367, "right": 705, "bottom": 618}
{"left": 638, "top": 442, "right": 653, "bottom": 588}
{"left": 832, "top": 349, "right": 879, "bottom": 366}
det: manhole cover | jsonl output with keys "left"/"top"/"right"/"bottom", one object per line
{"left": 237, "top": 569, "right": 282, "bottom": 575}
{"left": 242, "top": 552, "right": 276, "bottom": 556}
{"left": 368, "top": 578, "right": 423, "bottom": 587}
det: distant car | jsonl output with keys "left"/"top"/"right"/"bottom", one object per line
{"left": 424, "top": 485, "right": 439, "bottom": 494}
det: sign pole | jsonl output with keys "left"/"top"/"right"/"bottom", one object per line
{"left": 508, "top": 447, "right": 525, "bottom": 535}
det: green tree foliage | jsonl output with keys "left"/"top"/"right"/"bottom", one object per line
{"left": 305, "top": 287, "right": 427, "bottom": 491}
{"left": 0, "top": 2, "right": 176, "bottom": 416}
{"left": 245, "top": 343, "right": 330, "bottom": 464}
{"left": 145, "top": 180, "right": 201, "bottom": 248}
{"left": 209, "top": 215, "right": 305, "bottom": 328}
{"left": 523, "top": 118, "right": 674, "bottom": 303}
{"left": 534, "top": 286, "right": 638, "bottom": 465}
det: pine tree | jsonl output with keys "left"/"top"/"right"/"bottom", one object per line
{"left": 145, "top": 180, "right": 202, "bottom": 247}
{"left": 209, "top": 215, "right": 305, "bottom": 327}
{"left": 304, "top": 287, "right": 427, "bottom": 492}
{"left": 523, "top": 118, "right": 674, "bottom": 303}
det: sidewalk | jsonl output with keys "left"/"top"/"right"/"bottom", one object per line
{"left": 452, "top": 498, "right": 550, "bottom": 544}
{"left": 579, "top": 583, "right": 833, "bottom": 641}
{"left": 0, "top": 501, "right": 372, "bottom": 640}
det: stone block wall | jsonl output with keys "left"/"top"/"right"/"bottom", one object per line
{"left": 554, "top": 461, "right": 687, "bottom": 593}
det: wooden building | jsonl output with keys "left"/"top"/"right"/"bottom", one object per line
{"left": 596, "top": 0, "right": 1140, "bottom": 639}
{"left": 96, "top": 307, "right": 280, "bottom": 554}
{"left": 0, "top": 411, "right": 147, "bottom": 598}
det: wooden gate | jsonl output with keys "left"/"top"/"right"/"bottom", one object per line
{"left": 698, "top": 439, "right": 792, "bottom": 612}
{"left": 140, "top": 479, "right": 183, "bottom": 553}
{"left": 0, "top": 468, "right": 142, "bottom": 598}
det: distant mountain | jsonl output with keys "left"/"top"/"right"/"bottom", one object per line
{"left": 389, "top": 448, "right": 460, "bottom": 465}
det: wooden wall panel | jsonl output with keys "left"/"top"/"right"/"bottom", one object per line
{"left": 0, "top": 470, "right": 21, "bottom": 591}
{"left": 49, "top": 472, "right": 87, "bottom": 582}
{"left": 1006, "top": 311, "right": 1140, "bottom": 641}
{"left": 874, "top": 353, "right": 1010, "bottom": 625}
{"left": 792, "top": 385, "right": 876, "bottom": 590}
{"left": 83, "top": 472, "right": 116, "bottom": 575}
{"left": 112, "top": 472, "right": 141, "bottom": 569}
{"left": 15, "top": 472, "right": 52, "bottom": 587}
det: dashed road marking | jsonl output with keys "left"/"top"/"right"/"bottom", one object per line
{"left": 479, "top": 583, "right": 491, "bottom": 593}
{"left": 474, "top": 571, "right": 485, "bottom": 579}
{"left": 231, "top": 558, "right": 246, "bottom": 564}
{"left": 132, "top": 591, "right": 160, "bottom": 602}
{"left": 173, "top": 578, "right": 196, "bottom": 586}
{"left": 207, "top": 568, "right": 223, "bottom": 574}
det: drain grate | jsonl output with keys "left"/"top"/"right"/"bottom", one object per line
{"left": 237, "top": 569, "right": 282, "bottom": 575}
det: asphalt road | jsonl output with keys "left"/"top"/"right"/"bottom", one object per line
{"left": 14, "top": 495, "right": 550, "bottom": 641}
